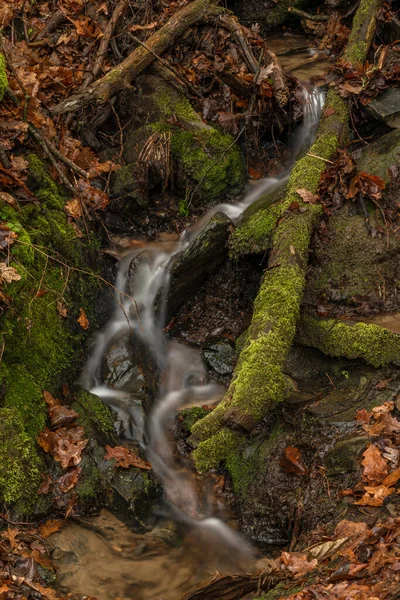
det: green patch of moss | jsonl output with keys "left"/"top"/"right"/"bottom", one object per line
{"left": 0, "top": 407, "right": 42, "bottom": 506}
{"left": 76, "top": 465, "right": 102, "bottom": 502}
{"left": 344, "top": 0, "right": 380, "bottom": 66}
{"left": 0, "top": 157, "right": 102, "bottom": 512}
{"left": 0, "top": 53, "right": 8, "bottom": 101}
{"left": 179, "top": 406, "right": 210, "bottom": 435}
{"left": 171, "top": 127, "right": 245, "bottom": 201}
{"left": 193, "top": 428, "right": 244, "bottom": 473}
{"left": 72, "top": 389, "right": 116, "bottom": 440}
{"left": 298, "top": 316, "right": 400, "bottom": 368}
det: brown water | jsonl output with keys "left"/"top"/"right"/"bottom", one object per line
{"left": 48, "top": 510, "right": 255, "bottom": 600}
{"left": 268, "top": 34, "right": 332, "bottom": 83}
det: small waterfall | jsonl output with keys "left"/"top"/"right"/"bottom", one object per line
{"left": 82, "top": 85, "right": 325, "bottom": 560}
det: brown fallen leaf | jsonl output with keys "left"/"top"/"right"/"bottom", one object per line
{"left": 77, "top": 307, "right": 89, "bottom": 330}
{"left": 279, "top": 551, "right": 318, "bottom": 578}
{"left": 43, "top": 390, "right": 61, "bottom": 408}
{"left": 39, "top": 519, "right": 64, "bottom": 539}
{"left": 65, "top": 198, "right": 82, "bottom": 219}
{"left": 296, "top": 188, "right": 318, "bottom": 204}
{"left": 335, "top": 519, "right": 369, "bottom": 540}
{"left": 37, "top": 473, "right": 53, "bottom": 495}
{"left": 0, "top": 262, "right": 21, "bottom": 284}
{"left": 323, "top": 106, "right": 336, "bottom": 117}
{"left": 279, "top": 446, "right": 308, "bottom": 476}
{"left": 354, "top": 484, "right": 394, "bottom": 507}
{"left": 361, "top": 444, "right": 388, "bottom": 483}
{"left": 49, "top": 405, "right": 79, "bottom": 427}
{"left": 57, "top": 467, "right": 82, "bottom": 493}
{"left": 0, "top": 191, "right": 17, "bottom": 206}
{"left": 104, "top": 445, "right": 151, "bottom": 470}
{"left": 56, "top": 299, "right": 68, "bottom": 317}
{"left": 382, "top": 467, "right": 400, "bottom": 487}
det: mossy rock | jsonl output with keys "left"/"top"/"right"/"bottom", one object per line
{"left": 353, "top": 128, "right": 400, "bottom": 183}
{"left": 0, "top": 53, "right": 8, "bottom": 101}
{"left": 305, "top": 208, "right": 400, "bottom": 310}
{"left": 324, "top": 435, "right": 368, "bottom": 476}
{"left": 229, "top": 180, "right": 287, "bottom": 258}
{"left": 0, "top": 156, "right": 102, "bottom": 513}
{"left": 122, "top": 75, "right": 245, "bottom": 204}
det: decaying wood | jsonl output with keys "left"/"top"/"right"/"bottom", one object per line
{"left": 288, "top": 7, "right": 329, "bottom": 22}
{"left": 52, "top": 0, "right": 217, "bottom": 115}
{"left": 191, "top": 0, "right": 383, "bottom": 456}
{"left": 216, "top": 68, "right": 253, "bottom": 97}
{"left": 34, "top": 9, "right": 65, "bottom": 41}
{"left": 177, "top": 571, "right": 283, "bottom": 600}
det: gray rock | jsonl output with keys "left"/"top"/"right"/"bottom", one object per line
{"left": 167, "top": 212, "right": 232, "bottom": 319}
{"left": 353, "top": 128, "right": 400, "bottom": 182}
{"left": 203, "top": 343, "right": 235, "bottom": 375}
{"left": 324, "top": 436, "right": 368, "bottom": 476}
{"left": 366, "top": 88, "right": 400, "bottom": 129}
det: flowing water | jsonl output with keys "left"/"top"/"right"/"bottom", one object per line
{"left": 50, "top": 82, "right": 326, "bottom": 600}
{"left": 81, "top": 84, "right": 324, "bottom": 545}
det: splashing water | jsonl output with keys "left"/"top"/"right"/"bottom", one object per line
{"left": 82, "top": 86, "right": 325, "bottom": 562}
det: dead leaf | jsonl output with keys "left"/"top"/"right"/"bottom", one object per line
{"left": 49, "top": 405, "right": 79, "bottom": 427}
{"left": 308, "top": 538, "right": 348, "bottom": 562}
{"left": 361, "top": 444, "right": 389, "bottom": 483}
{"left": 39, "top": 519, "right": 64, "bottom": 539}
{"left": 0, "top": 262, "right": 21, "bottom": 284}
{"left": 104, "top": 445, "right": 151, "bottom": 470}
{"left": 65, "top": 198, "right": 82, "bottom": 219}
{"left": 0, "top": 191, "right": 18, "bottom": 206}
{"left": 296, "top": 188, "right": 318, "bottom": 204}
{"left": 279, "top": 551, "right": 318, "bottom": 577}
{"left": 43, "top": 390, "right": 61, "bottom": 408}
{"left": 11, "top": 155, "right": 28, "bottom": 171}
{"left": 77, "top": 307, "right": 89, "bottom": 330}
{"left": 323, "top": 107, "right": 336, "bottom": 117}
{"left": 57, "top": 467, "right": 81, "bottom": 493}
{"left": 382, "top": 467, "right": 400, "bottom": 487}
{"left": 279, "top": 446, "right": 308, "bottom": 476}
{"left": 57, "top": 299, "right": 68, "bottom": 317}
{"left": 354, "top": 484, "right": 394, "bottom": 507}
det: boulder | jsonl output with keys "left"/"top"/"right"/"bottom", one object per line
{"left": 366, "top": 88, "right": 400, "bottom": 129}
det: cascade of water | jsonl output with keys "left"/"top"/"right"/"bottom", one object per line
{"left": 82, "top": 86, "right": 325, "bottom": 559}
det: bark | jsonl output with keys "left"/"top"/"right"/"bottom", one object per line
{"left": 177, "top": 571, "right": 282, "bottom": 600}
{"left": 52, "top": 0, "right": 218, "bottom": 115}
{"left": 191, "top": 0, "right": 383, "bottom": 459}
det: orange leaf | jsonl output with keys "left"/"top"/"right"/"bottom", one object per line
{"left": 77, "top": 307, "right": 89, "bottom": 330}
{"left": 382, "top": 467, "right": 400, "bottom": 487}
{"left": 361, "top": 444, "right": 389, "bottom": 483}
{"left": 296, "top": 188, "right": 318, "bottom": 204}
{"left": 279, "top": 446, "right": 307, "bottom": 476}
{"left": 39, "top": 519, "right": 64, "bottom": 539}
{"left": 104, "top": 445, "right": 151, "bottom": 470}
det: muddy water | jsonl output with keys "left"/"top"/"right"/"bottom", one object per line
{"left": 48, "top": 510, "right": 254, "bottom": 600}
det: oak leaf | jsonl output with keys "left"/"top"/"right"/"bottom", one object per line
{"left": 361, "top": 444, "right": 388, "bottom": 483}
{"left": 279, "top": 446, "right": 307, "bottom": 476}
{"left": 77, "top": 307, "right": 89, "bottom": 330}
{"left": 104, "top": 445, "right": 151, "bottom": 470}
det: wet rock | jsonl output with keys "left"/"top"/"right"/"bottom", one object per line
{"left": 229, "top": 180, "right": 287, "bottom": 257}
{"left": 366, "top": 89, "right": 400, "bottom": 129}
{"left": 353, "top": 129, "right": 400, "bottom": 182}
{"left": 109, "top": 163, "right": 148, "bottom": 207}
{"left": 324, "top": 435, "right": 368, "bottom": 476}
{"left": 382, "top": 16, "right": 400, "bottom": 43}
{"left": 203, "top": 343, "right": 235, "bottom": 375}
{"left": 167, "top": 212, "right": 232, "bottom": 319}
{"left": 228, "top": 0, "right": 306, "bottom": 34}
{"left": 103, "top": 335, "right": 147, "bottom": 396}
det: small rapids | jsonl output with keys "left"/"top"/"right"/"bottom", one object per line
{"left": 81, "top": 86, "right": 325, "bottom": 564}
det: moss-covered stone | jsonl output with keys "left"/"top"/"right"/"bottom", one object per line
{"left": 0, "top": 53, "right": 8, "bottom": 101}
{"left": 343, "top": 0, "right": 381, "bottom": 66}
{"left": 193, "top": 428, "right": 244, "bottom": 473}
{"left": 0, "top": 407, "right": 42, "bottom": 506}
{"left": 179, "top": 406, "right": 210, "bottom": 435}
{"left": 123, "top": 75, "right": 245, "bottom": 203}
{"left": 297, "top": 316, "right": 400, "bottom": 368}
{"left": 0, "top": 156, "right": 101, "bottom": 512}
{"left": 353, "top": 128, "right": 400, "bottom": 183}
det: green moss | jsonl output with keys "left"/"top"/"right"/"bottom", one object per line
{"left": 152, "top": 79, "right": 202, "bottom": 123}
{"left": 0, "top": 407, "right": 42, "bottom": 506}
{"left": 193, "top": 428, "right": 244, "bottom": 473}
{"left": 76, "top": 466, "right": 102, "bottom": 501}
{"left": 0, "top": 157, "right": 101, "bottom": 513}
{"left": 72, "top": 389, "right": 116, "bottom": 440}
{"left": 0, "top": 53, "right": 8, "bottom": 101}
{"left": 344, "top": 0, "right": 380, "bottom": 66}
{"left": 298, "top": 316, "right": 400, "bottom": 368}
{"left": 179, "top": 406, "right": 210, "bottom": 435}
{"left": 170, "top": 127, "right": 245, "bottom": 201}
{"left": 229, "top": 202, "right": 280, "bottom": 258}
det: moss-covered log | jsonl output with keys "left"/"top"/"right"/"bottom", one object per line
{"left": 297, "top": 316, "right": 400, "bottom": 368}
{"left": 191, "top": 0, "right": 382, "bottom": 468}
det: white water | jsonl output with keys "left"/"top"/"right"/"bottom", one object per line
{"left": 82, "top": 86, "right": 325, "bottom": 559}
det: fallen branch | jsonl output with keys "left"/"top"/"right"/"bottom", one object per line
{"left": 296, "top": 316, "right": 400, "bottom": 368}
{"left": 52, "top": 0, "right": 218, "bottom": 115}
{"left": 288, "top": 7, "right": 329, "bottom": 22}
{"left": 191, "top": 0, "right": 382, "bottom": 465}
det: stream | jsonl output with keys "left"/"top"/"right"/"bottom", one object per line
{"left": 48, "top": 42, "right": 329, "bottom": 600}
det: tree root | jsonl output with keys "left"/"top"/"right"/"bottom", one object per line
{"left": 191, "top": 0, "right": 383, "bottom": 470}
{"left": 296, "top": 316, "right": 400, "bottom": 369}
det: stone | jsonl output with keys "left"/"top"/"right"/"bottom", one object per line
{"left": 166, "top": 212, "right": 232, "bottom": 319}
{"left": 353, "top": 128, "right": 400, "bottom": 182}
{"left": 366, "top": 88, "right": 400, "bottom": 129}
{"left": 324, "top": 436, "right": 368, "bottom": 476}
{"left": 203, "top": 343, "right": 235, "bottom": 375}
